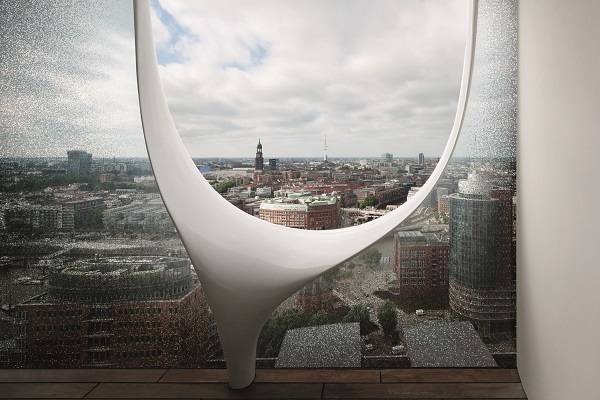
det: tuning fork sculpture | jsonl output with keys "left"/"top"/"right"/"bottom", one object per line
{"left": 133, "top": 0, "right": 478, "bottom": 389}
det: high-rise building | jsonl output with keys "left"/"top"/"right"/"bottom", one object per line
{"left": 418, "top": 153, "right": 425, "bottom": 165}
{"left": 381, "top": 153, "right": 393, "bottom": 163}
{"left": 268, "top": 158, "right": 277, "bottom": 171}
{"left": 14, "top": 256, "right": 216, "bottom": 368}
{"left": 448, "top": 171, "right": 515, "bottom": 336}
{"left": 394, "top": 231, "right": 449, "bottom": 300}
{"left": 67, "top": 150, "right": 92, "bottom": 174}
{"left": 254, "top": 139, "right": 264, "bottom": 171}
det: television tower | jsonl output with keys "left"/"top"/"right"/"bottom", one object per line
{"left": 323, "top": 134, "right": 328, "bottom": 162}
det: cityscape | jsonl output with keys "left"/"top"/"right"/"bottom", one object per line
{"left": 0, "top": 142, "right": 516, "bottom": 369}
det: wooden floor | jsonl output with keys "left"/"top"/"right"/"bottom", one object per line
{"left": 0, "top": 368, "right": 527, "bottom": 399}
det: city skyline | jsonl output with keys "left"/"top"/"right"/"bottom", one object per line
{"left": 1, "top": 0, "right": 470, "bottom": 159}
{"left": 0, "top": 0, "right": 519, "bottom": 378}
{"left": 0, "top": 154, "right": 517, "bottom": 369}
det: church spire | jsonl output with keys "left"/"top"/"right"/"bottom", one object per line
{"left": 255, "top": 138, "right": 264, "bottom": 170}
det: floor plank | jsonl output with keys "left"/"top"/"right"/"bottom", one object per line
{"left": 0, "top": 369, "right": 168, "bottom": 383}
{"left": 381, "top": 369, "right": 520, "bottom": 383}
{"left": 0, "top": 369, "right": 527, "bottom": 399}
{"left": 86, "top": 383, "right": 324, "bottom": 399}
{"left": 256, "top": 369, "right": 381, "bottom": 383}
{"left": 0, "top": 382, "right": 97, "bottom": 399}
{"left": 160, "top": 369, "right": 229, "bottom": 383}
{"left": 323, "top": 382, "right": 527, "bottom": 399}
{"left": 160, "top": 369, "right": 381, "bottom": 384}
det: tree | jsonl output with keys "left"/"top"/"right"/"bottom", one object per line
{"left": 343, "top": 304, "right": 371, "bottom": 334}
{"left": 360, "top": 247, "right": 382, "bottom": 268}
{"left": 257, "top": 310, "right": 302, "bottom": 357}
{"left": 377, "top": 301, "right": 398, "bottom": 336}
{"left": 217, "top": 181, "right": 235, "bottom": 194}
{"left": 309, "top": 310, "right": 329, "bottom": 326}
{"left": 363, "top": 194, "right": 379, "bottom": 208}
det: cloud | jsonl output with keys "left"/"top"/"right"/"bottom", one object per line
{"left": 0, "top": 0, "right": 146, "bottom": 158}
{"left": 151, "top": 0, "right": 469, "bottom": 158}
{"left": 0, "top": 0, "right": 471, "bottom": 159}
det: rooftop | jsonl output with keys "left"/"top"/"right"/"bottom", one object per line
{"left": 396, "top": 231, "right": 448, "bottom": 246}
{"left": 276, "top": 323, "right": 361, "bottom": 368}
{"left": 404, "top": 322, "right": 497, "bottom": 368}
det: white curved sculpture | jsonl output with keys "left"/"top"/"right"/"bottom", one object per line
{"left": 133, "top": 0, "right": 478, "bottom": 389}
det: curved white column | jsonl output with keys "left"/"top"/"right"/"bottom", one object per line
{"left": 133, "top": 0, "right": 478, "bottom": 389}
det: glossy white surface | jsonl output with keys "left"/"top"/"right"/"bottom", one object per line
{"left": 133, "top": 0, "right": 478, "bottom": 389}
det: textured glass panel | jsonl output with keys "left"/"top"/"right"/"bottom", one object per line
{"left": 0, "top": 0, "right": 516, "bottom": 371}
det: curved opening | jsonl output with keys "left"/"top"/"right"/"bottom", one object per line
{"left": 149, "top": 0, "right": 472, "bottom": 231}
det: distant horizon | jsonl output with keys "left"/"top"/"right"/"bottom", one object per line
{"left": 0, "top": 154, "right": 516, "bottom": 162}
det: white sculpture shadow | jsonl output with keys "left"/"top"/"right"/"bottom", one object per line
{"left": 133, "top": 0, "right": 478, "bottom": 389}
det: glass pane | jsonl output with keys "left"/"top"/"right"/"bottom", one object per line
{"left": 0, "top": 0, "right": 516, "bottom": 370}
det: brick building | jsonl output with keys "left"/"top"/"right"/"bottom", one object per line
{"left": 14, "top": 256, "right": 217, "bottom": 368}
{"left": 259, "top": 195, "right": 339, "bottom": 230}
{"left": 355, "top": 184, "right": 407, "bottom": 207}
{"left": 394, "top": 231, "right": 449, "bottom": 300}
{"left": 438, "top": 195, "right": 450, "bottom": 215}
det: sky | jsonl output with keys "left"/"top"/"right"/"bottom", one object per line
{"left": 0, "top": 0, "right": 470, "bottom": 159}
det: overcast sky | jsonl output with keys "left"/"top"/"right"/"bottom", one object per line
{"left": 151, "top": 0, "right": 468, "bottom": 158}
{"left": 0, "top": 0, "right": 469, "bottom": 159}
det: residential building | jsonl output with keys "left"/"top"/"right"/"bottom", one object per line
{"left": 15, "top": 256, "right": 216, "bottom": 368}
{"left": 103, "top": 199, "right": 175, "bottom": 232}
{"left": 394, "top": 231, "right": 449, "bottom": 300}
{"left": 3, "top": 204, "right": 61, "bottom": 234}
{"left": 438, "top": 195, "right": 450, "bottom": 215}
{"left": 259, "top": 194, "right": 339, "bottom": 230}
{"left": 59, "top": 197, "right": 105, "bottom": 231}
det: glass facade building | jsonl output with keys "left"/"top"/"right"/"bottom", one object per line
{"left": 449, "top": 172, "right": 515, "bottom": 336}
